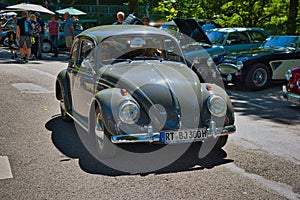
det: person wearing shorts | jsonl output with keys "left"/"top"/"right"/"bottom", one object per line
{"left": 16, "top": 11, "right": 32, "bottom": 62}
{"left": 63, "top": 12, "right": 74, "bottom": 52}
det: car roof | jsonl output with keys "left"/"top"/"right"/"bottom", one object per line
{"left": 208, "top": 27, "right": 266, "bottom": 32}
{"left": 78, "top": 25, "right": 175, "bottom": 43}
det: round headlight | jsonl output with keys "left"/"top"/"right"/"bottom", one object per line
{"left": 236, "top": 61, "right": 243, "bottom": 70}
{"left": 119, "top": 101, "right": 140, "bottom": 124}
{"left": 207, "top": 95, "right": 227, "bottom": 117}
{"left": 285, "top": 70, "right": 292, "bottom": 81}
{"left": 207, "top": 57, "right": 214, "bottom": 67}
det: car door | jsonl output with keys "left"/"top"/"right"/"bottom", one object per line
{"left": 69, "top": 38, "right": 95, "bottom": 125}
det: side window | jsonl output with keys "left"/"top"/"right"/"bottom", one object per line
{"left": 70, "top": 39, "right": 79, "bottom": 62}
{"left": 78, "top": 40, "right": 94, "bottom": 64}
{"left": 248, "top": 31, "right": 267, "bottom": 42}
{"left": 227, "top": 32, "right": 241, "bottom": 44}
{"left": 78, "top": 40, "right": 95, "bottom": 68}
{"left": 237, "top": 32, "right": 250, "bottom": 43}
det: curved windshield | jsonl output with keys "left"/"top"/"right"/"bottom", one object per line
{"left": 206, "top": 31, "right": 226, "bottom": 45}
{"left": 263, "top": 36, "right": 299, "bottom": 49}
{"left": 99, "top": 35, "right": 186, "bottom": 65}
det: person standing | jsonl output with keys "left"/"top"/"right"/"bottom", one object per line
{"left": 35, "top": 12, "right": 45, "bottom": 59}
{"left": 201, "top": 20, "right": 216, "bottom": 31}
{"left": 142, "top": 16, "right": 150, "bottom": 26}
{"left": 11, "top": 15, "right": 18, "bottom": 32}
{"left": 16, "top": 11, "right": 33, "bottom": 63}
{"left": 7, "top": 25, "right": 18, "bottom": 59}
{"left": 48, "top": 15, "right": 60, "bottom": 57}
{"left": 30, "top": 14, "right": 40, "bottom": 60}
{"left": 113, "top": 11, "right": 126, "bottom": 25}
{"left": 63, "top": 12, "right": 74, "bottom": 52}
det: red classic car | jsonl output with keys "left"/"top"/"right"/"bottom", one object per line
{"left": 283, "top": 66, "right": 300, "bottom": 104}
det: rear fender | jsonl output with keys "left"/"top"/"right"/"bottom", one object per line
{"left": 55, "top": 70, "right": 72, "bottom": 112}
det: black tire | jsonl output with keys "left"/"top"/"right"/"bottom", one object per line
{"left": 91, "top": 106, "right": 116, "bottom": 158}
{"left": 244, "top": 63, "right": 270, "bottom": 90}
{"left": 42, "top": 40, "right": 52, "bottom": 53}
{"left": 60, "top": 88, "right": 72, "bottom": 122}
{"left": 214, "top": 135, "right": 228, "bottom": 149}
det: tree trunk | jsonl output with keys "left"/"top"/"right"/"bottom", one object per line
{"left": 287, "top": 0, "right": 298, "bottom": 35}
{"left": 128, "top": 0, "right": 139, "bottom": 17}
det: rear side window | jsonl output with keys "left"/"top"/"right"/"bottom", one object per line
{"left": 227, "top": 32, "right": 250, "bottom": 44}
{"left": 248, "top": 31, "right": 267, "bottom": 42}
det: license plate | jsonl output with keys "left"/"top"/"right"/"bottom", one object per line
{"left": 160, "top": 129, "right": 207, "bottom": 144}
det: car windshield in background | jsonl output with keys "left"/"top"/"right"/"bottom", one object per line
{"left": 98, "top": 35, "right": 185, "bottom": 65}
{"left": 206, "top": 31, "right": 226, "bottom": 45}
{"left": 263, "top": 36, "right": 299, "bottom": 49}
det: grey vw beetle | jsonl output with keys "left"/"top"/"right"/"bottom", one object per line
{"left": 55, "top": 25, "right": 236, "bottom": 158}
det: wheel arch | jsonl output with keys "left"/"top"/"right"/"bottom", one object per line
{"left": 56, "top": 70, "right": 72, "bottom": 112}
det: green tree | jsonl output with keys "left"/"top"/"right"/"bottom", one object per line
{"left": 286, "top": 0, "right": 299, "bottom": 35}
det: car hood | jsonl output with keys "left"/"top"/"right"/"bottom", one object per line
{"left": 173, "top": 18, "right": 212, "bottom": 46}
{"left": 98, "top": 60, "right": 203, "bottom": 130}
{"left": 223, "top": 47, "right": 287, "bottom": 61}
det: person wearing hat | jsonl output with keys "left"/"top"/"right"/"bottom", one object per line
{"left": 34, "top": 12, "right": 45, "bottom": 59}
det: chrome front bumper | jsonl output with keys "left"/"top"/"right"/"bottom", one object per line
{"left": 216, "top": 63, "right": 240, "bottom": 82}
{"left": 282, "top": 85, "right": 300, "bottom": 104}
{"left": 111, "top": 124, "right": 236, "bottom": 144}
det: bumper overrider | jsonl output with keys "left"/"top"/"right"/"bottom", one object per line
{"left": 282, "top": 85, "right": 300, "bottom": 104}
{"left": 111, "top": 121, "right": 236, "bottom": 144}
{"left": 216, "top": 63, "right": 240, "bottom": 82}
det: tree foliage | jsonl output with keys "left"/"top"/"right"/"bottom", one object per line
{"left": 154, "top": 0, "right": 299, "bottom": 34}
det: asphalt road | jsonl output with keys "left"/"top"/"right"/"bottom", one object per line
{"left": 0, "top": 47, "right": 299, "bottom": 200}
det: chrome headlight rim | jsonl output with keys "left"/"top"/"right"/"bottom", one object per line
{"left": 207, "top": 57, "right": 214, "bottom": 67}
{"left": 118, "top": 100, "right": 140, "bottom": 124}
{"left": 285, "top": 70, "right": 292, "bottom": 81}
{"left": 236, "top": 61, "right": 243, "bottom": 70}
{"left": 207, "top": 95, "right": 227, "bottom": 118}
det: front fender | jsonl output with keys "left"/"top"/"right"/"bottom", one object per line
{"left": 90, "top": 88, "right": 138, "bottom": 136}
{"left": 55, "top": 69, "right": 72, "bottom": 112}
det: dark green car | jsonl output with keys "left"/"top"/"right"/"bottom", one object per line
{"left": 55, "top": 25, "right": 236, "bottom": 159}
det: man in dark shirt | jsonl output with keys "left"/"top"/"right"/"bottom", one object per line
{"left": 35, "top": 12, "right": 45, "bottom": 59}
{"left": 16, "top": 11, "right": 32, "bottom": 63}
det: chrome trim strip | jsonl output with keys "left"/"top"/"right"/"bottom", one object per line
{"left": 111, "top": 124, "right": 236, "bottom": 144}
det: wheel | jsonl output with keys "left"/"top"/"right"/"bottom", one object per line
{"left": 92, "top": 106, "right": 116, "bottom": 158}
{"left": 60, "top": 88, "right": 72, "bottom": 122}
{"left": 42, "top": 40, "right": 52, "bottom": 53}
{"left": 214, "top": 135, "right": 228, "bottom": 149}
{"left": 244, "top": 63, "right": 270, "bottom": 90}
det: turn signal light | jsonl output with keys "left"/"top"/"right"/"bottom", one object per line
{"left": 121, "top": 89, "right": 128, "bottom": 96}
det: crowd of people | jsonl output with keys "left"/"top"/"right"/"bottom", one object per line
{"left": 0, "top": 9, "right": 153, "bottom": 63}
{"left": 0, "top": 10, "right": 74, "bottom": 63}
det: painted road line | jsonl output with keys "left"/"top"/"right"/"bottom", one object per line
{"left": 225, "top": 163, "right": 300, "bottom": 200}
{"left": 0, "top": 156, "right": 13, "bottom": 179}
{"left": 231, "top": 99, "right": 268, "bottom": 109}
{"left": 14, "top": 64, "right": 57, "bottom": 79}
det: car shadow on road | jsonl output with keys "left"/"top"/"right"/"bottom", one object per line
{"left": 225, "top": 82, "right": 300, "bottom": 125}
{"left": 45, "top": 116, "right": 233, "bottom": 176}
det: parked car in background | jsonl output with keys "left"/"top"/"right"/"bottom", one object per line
{"left": 160, "top": 18, "right": 270, "bottom": 64}
{"left": 217, "top": 36, "right": 300, "bottom": 90}
{"left": 42, "top": 19, "right": 97, "bottom": 53}
{"left": 283, "top": 66, "right": 300, "bottom": 104}
{"left": 206, "top": 27, "right": 270, "bottom": 54}
{"left": 55, "top": 25, "right": 236, "bottom": 158}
